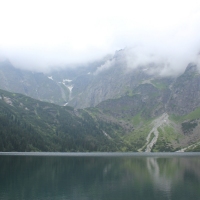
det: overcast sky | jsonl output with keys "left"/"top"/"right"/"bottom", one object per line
{"left": 0, "top": 0, "right": 200, "bottom": 72}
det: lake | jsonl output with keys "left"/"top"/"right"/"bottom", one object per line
{"left": 0, "top": 152, "right": 200, "bottom": 200}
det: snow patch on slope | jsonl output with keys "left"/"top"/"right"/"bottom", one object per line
{"left": 63, "top": 79, "right": 72, "bottom": 83}
{"left": 67, "top": 86, "right": 73, "bottom": 92}
{"left": 48, "top": 76, "right": 53, "bottom": 80}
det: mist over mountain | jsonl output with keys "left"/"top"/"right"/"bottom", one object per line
{"left": 0, "top": 48, "right": 200, "bottom": 108}
{"left": 1, "top": 48, "right": 200, "bottom": 152}
{"left": 0, "top": 0, "right": 200, "bottom": 73}
{"left": 1, "top": 0, "right": 200, "bottom": 152}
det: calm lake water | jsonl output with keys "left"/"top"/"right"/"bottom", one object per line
{"left": 0, "top": 152, "right": 200, "bottom": 200}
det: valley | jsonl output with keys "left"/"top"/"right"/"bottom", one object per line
{"left": 1, "top": 50, "right": 200, "bottom": 152}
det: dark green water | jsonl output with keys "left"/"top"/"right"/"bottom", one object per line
{"left": 1, "top": 153, "right": 200, "bottom": 200}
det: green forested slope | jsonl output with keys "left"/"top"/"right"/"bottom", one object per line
{"left": 0, "top": 89, "right": 133, "bottom": 152}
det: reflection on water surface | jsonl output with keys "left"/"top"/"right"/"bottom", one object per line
{"left": 0, "top": 153, "right": 200, "bottom": 200}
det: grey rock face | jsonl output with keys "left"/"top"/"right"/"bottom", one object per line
{"left": 167, "top": 63, "right": 200, "bottom": 115}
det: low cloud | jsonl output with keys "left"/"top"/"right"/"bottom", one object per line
{"left": 94, "top": 42, "right": 200, "bottom": 77}
{"left": 124, "top": 43, "right": 199, "bottom": 76}
{"left": 0, "top": 0, "right": 200, "bottom": 74}
{"left": 93, "top": 59, "right": 116, "bottom": 75}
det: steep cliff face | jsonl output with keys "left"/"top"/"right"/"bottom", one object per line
{"left": 96, "top": 62, "right": 200, "bottom": 118}
{"left": 68, "top": 65, "right": 152, "bottom": 108}
{"left": 66, "top": 49, "right": 169, "bottom": 108}
{"left": 167, "top": 63, "right": 200, "bottom": 115}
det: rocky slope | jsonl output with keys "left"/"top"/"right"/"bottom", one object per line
{"left": 167, "top": 63, "right": 200, "bottom": 115}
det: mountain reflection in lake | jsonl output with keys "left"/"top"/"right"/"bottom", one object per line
{"left": 0, "top": 153, "right": 200, "bottom": 200}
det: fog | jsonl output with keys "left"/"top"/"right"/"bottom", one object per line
{"left": 0, "top": 0, "right": 200, "bottom": 74}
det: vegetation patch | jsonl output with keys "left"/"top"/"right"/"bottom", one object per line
{"left": 123, "top": 122, "right": 152, "bottom": 151}
{"left": 181, "top": 120, "right": 198, "bottom": 135}
{"left": 152, "top": 136, "right": 174, "bottom": 152}
{"left": 150, "top": 80, "right": 167, "bottom": 90}
{"left": 151, "top": 126, "right": 177, "bottom": 152}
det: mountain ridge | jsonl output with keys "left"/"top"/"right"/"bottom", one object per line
{"left": 1, "top": 52, "right": 200, "bottom": 152}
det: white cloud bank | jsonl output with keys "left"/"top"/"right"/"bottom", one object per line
{"left": 0, "top": 0, "right": 200, "bottom": 72}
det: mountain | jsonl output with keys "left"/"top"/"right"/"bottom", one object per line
{"left": 1, "top": 50, "right": 200, "bottom": 152}
{"left": 0, "top": 50, "right": 173, "bottom": 108}
{"left": 0, "top": 57, "right": 110, "bottom": 107}
{"left": 96, "top": 62, "right": 200, "bottom": 152}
